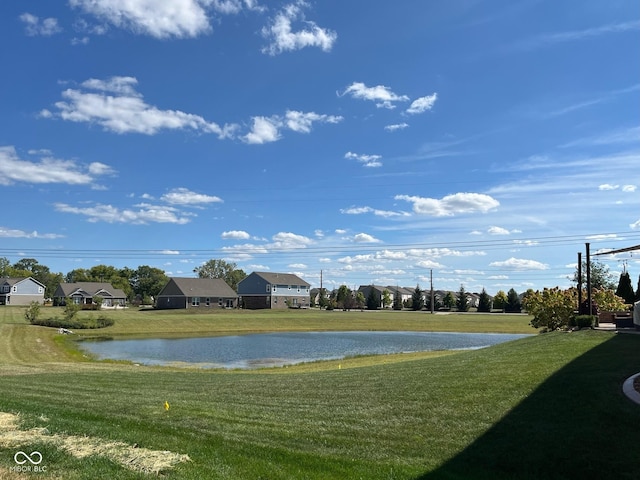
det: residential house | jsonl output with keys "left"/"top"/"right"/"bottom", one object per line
{"left": 0, "top": 277, "right": 46, "bottom": 306}
{"left": 389, "top": 286, "right": 414, "bottom": 306}
{"left": 238, "top": 272, "right": 310, "bottom": 309}
{"left": 357, "top": 285, "right": 394, "bottom": 308}
{"left": 53, "top": 282, "right": 127, "bottom": 308}
{"left": 155, "top": 277, "right": 238, "bottom": 310}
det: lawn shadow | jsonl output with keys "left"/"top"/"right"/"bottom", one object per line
{"left": 416, "top": 333, "right": 640, "bottom": 480}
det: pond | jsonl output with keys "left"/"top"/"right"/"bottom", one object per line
{"left": 79, "top": 331, "right": 529, "bottom": 369}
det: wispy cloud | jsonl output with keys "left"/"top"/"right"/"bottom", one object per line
{"left": 345, "top": 151, "right": 383, "bottom": 168}
{"left": 395, "top": 192, "right": 500, "bottom": 217}
{"left": 513, "top": 20, "right": 640, "bottom": 51}
{"left": 54, "top": 202, "right": 193, "bottom": 225}
{"left": 19, "top": 13, "right": 62, "bottom": 36}
{"left": 261, "top": 1, "right": 337, "bottom": 55}
{"left": 406, "top": 93, "right": 438, "bottom": 114}
{"left": 0, "top": 146, "right": 113, "bottom": 186}
{"left": 0, "top": 227, "right": 64, "bottom": 239}
{"left": 161, "top": 188, "right": 223, "bottom": 206}
{"left": 338, "top": 82, "right": 409, "bottom": 109}
{"left": 385, "top": 123, "right": 409, "bottom": 132}
{"left": 43, "top": 76, "right": 238, "bottom": 137}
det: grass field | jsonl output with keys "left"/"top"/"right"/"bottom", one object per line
{"left": 1, "top": 306, "right": 639, "bottom": 479}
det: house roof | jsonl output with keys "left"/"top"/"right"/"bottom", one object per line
{"left": 249, "top": 272, "right": 310, "bottom": 287}
{"left": 55, "top": 282, "right": 127, "bottom": 299}
{"left": 1, "top": 277, "right": 46, "bottom": 288}
{"left": 161, "top": 277, "right": 238, "bottom": 298}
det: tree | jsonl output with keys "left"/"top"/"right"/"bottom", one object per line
{"left": 456, "top": 284, "right": 469, "bottom": 312}
{"left": 592, "top": 288, "right": 627, "bottom": 312}
{"left": 505, "top": 288, "right": 522, "bottom": 313}
{"left": 317, "top": 288, "right": 328, "bottom": 309}
{"left": 636, "top": 275, "right": 640, "bottom": 302}
{"left": 392, "top": 290, "right": 403, "bottom": 310}
{"left": 477, "top": 288, "right": 492, "bottom": 313}
{"left": 355, "top": 291, "right": 365, "bottom": 310}
{"left": 11, "top": 258, "right": 62, "bottom": 299}
{"left": 615, "top": 271, "right": 635, "bottom": 304}
{"left": 382, "top": 289, "right": 392, "bottom": 309}
{"left": 24, "top": 301, "right": 41, "bottom": 324}
{"left": 493, "top": 290, "right": 508, "bottom": 311}
{"left": 572, "top": 260, "right": 616, "bottom": 290}
{"left": 411, "top": 285, "right": 424, "bottom": 311}
{"left": 336, "top": 285, "right": 352, "bottom": 310}
{"left": 130, "top": 265, "right": 168, "bottom": 304}
{"left": 0, "top": 257, "right": 10, "bottom": 277}
{"left": 366, "top": 288, "right": 380, "bottom": 310}
{"left": 63, "top": 299, "right": 81, "bottom": 322}
{"left": 443, "top": 292, "right": 455, "bottom": 309}
{"left": 523, "top": 288, "right": 576, "bottom": 331}
{"left": 194, "top": 259, "right": 246, "bottom": 291}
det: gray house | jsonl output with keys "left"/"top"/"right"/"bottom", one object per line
{"left": 53, "top": 282, "right": 127, "bottom": 308}
{"left": 357, "top": 285, "right": 393, "bottom": 308}
{"left": 0, "top": 277, "right": 46, "bottom": 306}
{"left": 238, "top": 272, "right": 310, "bottom": 309}
{"left": 155, "top": 277, "right": 238, "bottom": 310}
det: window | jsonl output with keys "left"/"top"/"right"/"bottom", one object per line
{"left": 38, "top": 287, "right": 44, "bottom": 294}
{"left": 272, "top": 286, "right": 277, "bottom": 292}
{"left": 288, "top": 285, "right": 291, "bottom": 290}
{"left": 218, "top": 298, "right": 223, "bottom": 306}
{"left": 12, "top": 286, "right": 18, "bottom": 293}
{"left": 266, "top": 284, "right": 271, "bottom": 293}
{"left": 297, "top": 286, "right": 300, "bottom": 293}
{"left": 192, "top": 297, "right": 200, "bottom": 307}
{"left": 206, "top": 298, "right": 210, "bottom": 306}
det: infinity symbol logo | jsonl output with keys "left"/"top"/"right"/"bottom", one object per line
{"left": 14, "top": 451, "right": 43, "bottom": 465}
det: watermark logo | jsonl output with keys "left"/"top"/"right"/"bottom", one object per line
{"left": 10, "top": 451, "right": 47, "bottom": 473}
{"left": 14, "top": 451, "right": 42, "bottom": 465}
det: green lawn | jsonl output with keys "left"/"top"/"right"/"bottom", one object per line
{"left": 1, "top": 306, "right": 639, "bottom": 479}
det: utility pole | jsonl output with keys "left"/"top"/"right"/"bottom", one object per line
{"left": 577, "top": 252, "right": 582, "bottom": 313}
{"left": 430, "top": 269, "right": 434, "bottom": 314}
{"left": 586, "top": 243, "right": 592, "bottom": 315}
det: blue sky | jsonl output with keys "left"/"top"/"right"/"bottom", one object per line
{"left": 1, "top": 0, "right": 639, "bottom": 294}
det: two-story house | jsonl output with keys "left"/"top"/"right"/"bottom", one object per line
{"left": 238, "top": 272, "right": 310, "bottom": 309}
{"left": 0, "top": 277, "right": 46, "bottom": 306}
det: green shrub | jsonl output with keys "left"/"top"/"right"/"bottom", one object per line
{"left": 572, "top": 315, "right": 596, "bottom": 329}
{"left": 30, "top": 314, "right": 114, "bottom": 330}
{"left": 24, "top": 301, "right": 41, "bottom": 324}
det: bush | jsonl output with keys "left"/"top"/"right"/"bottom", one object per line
{"left": 24, "top": 301, "right": 41, "bottom": 324}
{"left": 523, "top": 288, "right": 576, "bottom": 331}
{"left": 30, "top": 314, "right": 114, "bottom": 330}
{"left": 572, "top": 315, "right": 596, "bottom": 329}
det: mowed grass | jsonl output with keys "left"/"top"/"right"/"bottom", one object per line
{"left": 1, "top": 306, "right": 640, "bottom": 479}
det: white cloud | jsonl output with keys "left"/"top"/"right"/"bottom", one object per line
{"left": 395, "top": 192, "right": 500, "bottom": 216}
{"left": 159, "top": 250, "right": 180, "bottom": 255}
{"left": 0, "top": 227, "right": 64, "bottom": 239}
{"left": 599, "top": 184, "right": 619, "bottom": 191}
{"left": 339, "top": 82, "right": 409, "bottom": 109}
{"left": 19, "top": 13, "right": 62, "bottom": 36}
{"left": 54, "top": 202, "right": 192, "bottom": 224}
{"left": 417, "top": 259, "right": 445, "bottom": 269}
{"left": 261, "top": 1, "right": 337, "bottom": 55}
{"left": 271, "top": 231, "right": 313, "bottom": 249}
{"left": 243, "top": 111, "right": 341, "bottom": 144}
{"left": 623, "top": 185, "right": 637, "bottom": 192}
{"left": 489, "top": 257, "right": 549, "bottom": 270}
{"left": 161, "top": 187, "right": 223, "bottom": 205}
{"left": 631, "top": 219, "right": 640, "bottom": 229}
{"left": 385, "top": 123, "right": 409, "bottom": 132}
{"left": 0, "top": 146, "right": 111, "bottom": 186}
{"left": 353, "top": 233, "right": 381, "bottom": 243}
{"left": 47, "top": 76, "right": 237, "bottom": 137}
{"left": 69, "top": 0, "right": 213, "bottom": 39}
{"left": 285, "top": 110, "right": 343, "bottom": 133}
{"left": 222, "top": 230, "right": 251, "bottom": 240}
{"left": 406, "top": 93, "right": 437, "bottom": 115}
{"left": 289, "top": 263, "right": 307, "bottom": 269}
{"left": 488, "top": 226, "right": 511, "bottom": 235}
{"left": 345, "top": 151, "right": 382, "bottom": 168}
{"left": 340, "top": 206, "right": 409, "bottom": 218}
{"left": 242, "top": 116, "right": 281, "bottom": 144}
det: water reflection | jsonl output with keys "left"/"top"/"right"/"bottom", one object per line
{"left": 80, "top": 331, "right": 529, "bottom": 369}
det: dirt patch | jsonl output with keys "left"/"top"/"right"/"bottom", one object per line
{"left": 0, "top": 412, "right": 190, "bottom": 475}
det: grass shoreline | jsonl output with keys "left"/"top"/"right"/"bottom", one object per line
{"left": 2, "top": 306, "right": 639, "bottom": 479}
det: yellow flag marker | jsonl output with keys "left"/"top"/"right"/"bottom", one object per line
{"left": 164, "top": 401, "right": 170, "bottom": 411}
